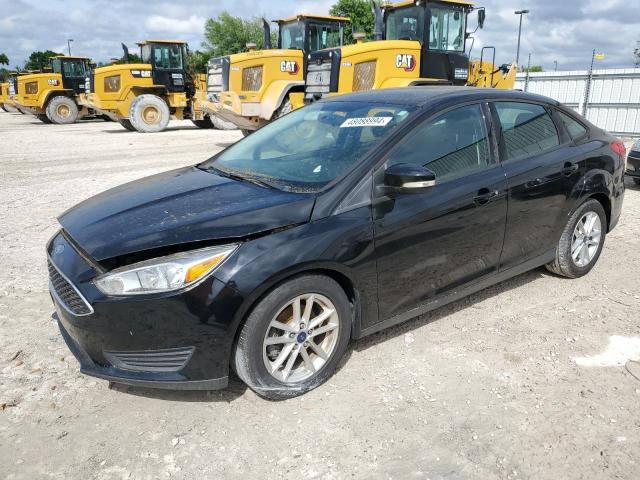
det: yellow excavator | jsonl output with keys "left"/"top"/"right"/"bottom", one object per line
{"left": 14, "top": 56, "right": 96, "bottom": 123}
{"left": 305, "top": 0, "right": 516, "bottom": 102}
{"left": 203, "top": 14, "right": 351, "bottom": 135}
{"left": 86, "top": 41, "right": 215, "bottom": 132}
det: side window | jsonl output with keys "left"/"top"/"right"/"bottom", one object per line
{"left": 495, "top": 102, "right": 560, "bottom": 162}
{"left": 386, "top": 104, "right": 491, "bottom": 182}
{"left": 558, "top": 111, "right": 588, "bottom": 140}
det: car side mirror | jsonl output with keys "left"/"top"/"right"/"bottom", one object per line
{"left": 478, "top": 9, "right": 486, "bottom": 29}
{"left": 384, "top": 163, "right": 436, "bottom": 192}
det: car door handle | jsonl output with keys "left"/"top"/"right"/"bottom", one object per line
{"left": 474, "top": 188, "right": 500, "bottom": 205}
{"left": 562, "top": 162, "right": 579, "bottom": 176}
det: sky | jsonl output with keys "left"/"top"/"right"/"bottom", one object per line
{"left": 1, "top": 0, "right": 638, "bottom": 71}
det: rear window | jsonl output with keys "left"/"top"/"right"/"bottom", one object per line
{"left": 495, "top": 102, "right": 560, "bottom": 162}
{"left": 558, "top": 111, "right": 588, "bottom": 140}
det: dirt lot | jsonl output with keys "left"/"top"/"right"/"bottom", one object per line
{"left": 1, "top": 112, "right": 639, "bottom": 480}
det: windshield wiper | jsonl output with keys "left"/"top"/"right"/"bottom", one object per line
{"left": 203, "top": 165, "right": 278, "bottom": 190}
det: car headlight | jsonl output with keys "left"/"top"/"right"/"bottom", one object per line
{"left": 94, "top": 244, "right": 238, "bottom": 296}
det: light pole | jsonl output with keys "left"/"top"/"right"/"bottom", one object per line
{"left": 514, "top": 10, "right": 529, "bottom": 67}
{"left": 67, "top": 39, "right": 74, "bottom": 56}
{"left": 554, "top": 60, "right": 558, "bottom": 71}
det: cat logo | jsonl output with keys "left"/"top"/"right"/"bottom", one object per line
{"left": 280, "top": 60, "right": 299, "bottom": 74}
{"left": 396, "top": 54, "right": 416, "bottom": 72}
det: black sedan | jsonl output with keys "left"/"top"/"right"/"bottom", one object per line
{"left": 49, "top": 87, "right": 626, "bottom": 399}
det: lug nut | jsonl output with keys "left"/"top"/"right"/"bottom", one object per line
{"left": 300, "top": 323, "right": 305, "bottom": 329}
{"left": 303, "top": 342, "right": 309, "bottom": 347}
{"left": 289, "top": 333, "right": 295, "bottom": 338}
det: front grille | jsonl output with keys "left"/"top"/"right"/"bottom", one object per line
{"left": 306, "top": 61, "right": 332, "bottom": 97}
{"left": 242, "top": 66, "right": 263, "bottom": 91}
{"left": 48, "top": 259, "right": 93, "bottom": 316}
{"left": 353, "top": 61, "right": 377, "bottom": 92}
{"left": 103, "top": 347, "right": 195, "bottom": 373}
{"left": 207, "top": 56, "right": 229, "bottom": 101}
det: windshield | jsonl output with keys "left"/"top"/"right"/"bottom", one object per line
{"left": 201, "top": 101, "right": 416, "bottom": 192}
{"left": 62, "top": 60, "right": 86, "bottom": 77}
{"left": 309, "top": 22, "right": 342, "bottom": 51}
{"left": 280, "top": 22, "right": 305, "bottom": 50}
{"left": 385, "top": 5, "right": 425, "bottom": 41}
{"left": 429, "top": 7, "right": 466, "bottom": 52}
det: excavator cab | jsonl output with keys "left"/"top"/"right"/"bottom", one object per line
{"left": 138, "top": 41, "right": 193, "bottom": 94}
{"left": 49, "top": 56, "right": 91, "bottom": 94}
{"left": 276, "top": 15, "right": 345, "bottom": 54}
{"left": 382, "top": 1, "right": 474, "bottom": 85}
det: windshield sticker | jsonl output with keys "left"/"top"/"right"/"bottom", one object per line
{"left": 340, "top": 117, "right": 392, "bottom": 128}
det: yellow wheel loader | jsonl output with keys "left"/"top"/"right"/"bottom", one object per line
{"left": 204, "top": 14, "right": 350, "bottom": 135}
{"left": 305, "top": 0, "right": 516, "bottom": 102}
{"left": 87, "top": 41, "right": 216, "bottom": 133}
{"left": 14, "top": 56, "right": 95, "bottom": 124}
{"left": 0, "top": 82, "right": 9, "bottom": 112}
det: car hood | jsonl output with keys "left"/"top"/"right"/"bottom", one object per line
{"left": 59, "top": 166, "right": 315, "bottom": 261}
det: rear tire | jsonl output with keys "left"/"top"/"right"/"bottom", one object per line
{"left": 545, "top": 199, "right": 607, "bottom": 278}
{"left": 119, "top": 119, "right": 137, "bottom": 131}
{"left": 191, "top": 116, "right": 215, "bottom": 129}
{"left": 234, "top": 275, "right": 351, "bottom": 400}
{"left": 36, "top": 114, "right": 52, "bottom": 124}
{"left": 128, "top": 94, "right": 170, "bottom": 133}
{"left": 46, "top": 96, "right": 79, "bottom": 124}
{"left": 272, "top": 97, "right": 292, "bottom": 120}
{"left": 1, "top": 104, "right": 8, "bottom": 113}
{"left": 633, "top": 178, "right": 640, "bottom": 186}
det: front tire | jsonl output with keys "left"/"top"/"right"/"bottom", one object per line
{"left": 36, "top": 114, "right": 52, "bottom": 124}
{"left": 128, "top": 94, "right": 170, "bottom": 133}
{"left": 546, "top": 199, "right": 607, "bottom": 278}
{"left": 46, "top": 96, "right": 79, "bottom": 124}
{"left": 0, "top": 104, "right": 8, "bottom": 113}
{"left": 234, "top": 275, "right": 351, "bottom": 400}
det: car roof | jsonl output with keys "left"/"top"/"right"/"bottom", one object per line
{"left": 321, "top": 87, "right": 559, "bottom": 108}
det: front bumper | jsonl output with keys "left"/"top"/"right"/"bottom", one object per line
{"left": 626, "top": 151, "right": 640, "bottom": 178}
{"left": 48, "top": 232, "right": 240, "bottom": 390}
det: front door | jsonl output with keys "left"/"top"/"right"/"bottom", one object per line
{"left": 151, "top": 44, "right": 187, "bottom": 93}
{"left": 61, "top": 60, "right": 88, "bottom": 93}
{"left": 373, "top": 103, "right": 508, "bottom": 321}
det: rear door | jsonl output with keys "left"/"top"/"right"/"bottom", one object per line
{"left": 373, "top": 102, "right": 508, "bottom": 321}
{"left": 492, "top": 101, "right": 586, "bottom": 269}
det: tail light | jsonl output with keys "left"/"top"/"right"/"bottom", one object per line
{"left": 610, "top": 139, "right": 626, "bottom": 159}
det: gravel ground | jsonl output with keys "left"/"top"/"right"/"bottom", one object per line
{"left": 1, "top": 112, "right": 639, "bottom": 480}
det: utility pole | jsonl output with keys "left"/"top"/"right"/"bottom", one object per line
{"left": 554, "top": 60, "right": 558, "bottom": 71}
{"left": 67, "top": 39, "right": 74, "bottom": 56}
{"left": 583, "top": 49, "right": 597, "bottom": 117}
{"left": 514, "top": 10, "right": 530, "bottom": 67}
{"left": 524, "top": 53, "right": 532, "bottom": 92}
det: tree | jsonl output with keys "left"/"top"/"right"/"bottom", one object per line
{"left": 188, "top": 50, "right": 210, "bottom": 73}
{"left": 330, "top": 0, "right": 375, "bottom": 43}
{"left": 203, "top": 12, "right": 277, "bottom": 57}
{"left": 24, "top": 50, "right": 62, "bottom": 71}
{"left": 0, "top": 53, "right": 8, "bottom": 65}
{"left": 521, "top": 65, "right": 543, "bottom": 73}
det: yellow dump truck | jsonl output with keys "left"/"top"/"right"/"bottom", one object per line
{"left": 87, "top": 40, "right": 216, "bottom": 132}
{"left": 205, "top": 14, "right": 350, "bottom": 135}
{"left": 1, "top": 73, "right": 29, "bottom": 113}
{"left": 14, "top": 56, "right": 95, "bottom": 123}
{"left": 305, "top": 0, "right": 516, "bottom": 101}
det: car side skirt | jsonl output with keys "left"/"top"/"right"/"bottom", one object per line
{"left": 358, "top": 249, "right": 556, "bottom": 339}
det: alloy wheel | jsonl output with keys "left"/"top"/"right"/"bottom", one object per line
{"left": 571, "top": 211, "right": 602, "bottom": 267}
{"left": 262, "top": 293, "right": 340, "bottom": 383}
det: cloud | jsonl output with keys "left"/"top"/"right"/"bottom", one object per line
{"left": 144, "top": 14, "right": 206, "bottom": 34}
{"left": 0, "top": 0, "right": 637, "bottom": 70}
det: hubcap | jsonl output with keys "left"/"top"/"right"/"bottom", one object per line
{"left": 263, "top": 293, "right": 340, "bottom": 383}
{"left": 142, "top": 105, "right": 160, "bottom": 125}
{"left": 57, "top": 104, "right": 70, "bottom": 118}
{"left": 571, "top": 211, "right": 602, "bottom": 267}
